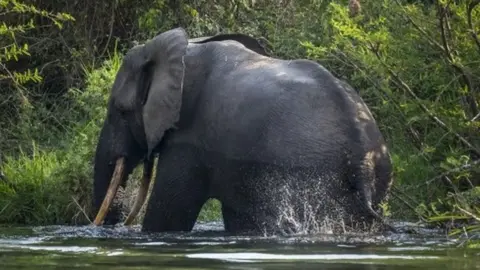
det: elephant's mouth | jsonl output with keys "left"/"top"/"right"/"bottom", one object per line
{"left": 93, "top": 157, "right": 153, "bottom": 226}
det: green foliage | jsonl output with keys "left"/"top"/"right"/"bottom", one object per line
{"left": 0, "top": 0, "right": 74, "bottom": 154}
{"left": 0, "top": 146, "right": 65, "bottom": 224}
{"left": 0, "top": 0, "right": 74, "bottom": 86}
{"left": 0, "top": 0, "right": 478, "bottom": 238}
{"left": 0, "top": 0, "right": 74, "bottom": 79}
{"left": 0, "top": 51, "right": 121, "bottom": 225}
{"left": 198, "top": 199, "right": 222, "bottom": 222}
{"left": 424, "top": 187, "right": 480, "bottom": 247}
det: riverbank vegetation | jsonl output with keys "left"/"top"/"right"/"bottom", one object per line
{"left": 0, "top": 0, "right": 478, "bottom": 242}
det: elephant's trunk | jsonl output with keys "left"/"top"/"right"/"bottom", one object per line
{"left": 93, "top": 157, "right": 126, "bottom": 226}
{"left": 124, "top": 158, "right": 154, "bottom": 225}
{"left": 358, "top": 178, "right": 397, "bottom": 233}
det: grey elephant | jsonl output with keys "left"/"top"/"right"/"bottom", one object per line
{"left": 92, "top": 28, "right": 394, "bottom": 234}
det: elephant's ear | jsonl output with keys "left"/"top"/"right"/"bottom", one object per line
{"left": 142, "top": 28, "right": 188, "bottom": 155}
{"left": 111, "top": 45, "right": 146, "bottom": 111}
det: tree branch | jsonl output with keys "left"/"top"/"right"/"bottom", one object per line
{"left": 438, "top": 1, "right": 454, "bottom": 62}
{"left": 391, "top": 186, "right": 428, "bottom": 222}
{"left": 394, "top": 0, "right": 479, "bottom": 117}
{"left": 437, "top": 2, "right": 479, "bottom": 117}
{"left": 457, "top": 206, "right": 480, "bottom": 222}
{"left": 100, "top": 1, "right": 117, "bottom": 58}
{"left": 369, "top": 45, "right": 480, "bottom": 156}
{"left": 467, "top": 0, "right": 480, "bottom": 54}
{"left": 394, "top": 0, "right": 446, "bottom": 53}
{"left": 421, "top": 159, "right": 480, "bottom": 187}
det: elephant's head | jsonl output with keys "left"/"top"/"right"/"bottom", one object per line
{"left": 92, "top": 28, "right": 188, "bottom": 226}
{"left": 92, "top": 28, "right": 271, "bottom": 226}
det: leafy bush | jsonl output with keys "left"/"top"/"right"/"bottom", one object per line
{"left": 0, "top": 0, "right": 74, "bottom": 154}
{"left": 0, "top": 51, "right": 120, "bottom": 225}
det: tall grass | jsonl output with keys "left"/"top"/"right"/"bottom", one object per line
{"left": 0, "top": 52, "right": 117, "bottom": 225}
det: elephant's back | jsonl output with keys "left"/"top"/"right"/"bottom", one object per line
{"left": 194, "top": 61, "right": 360, "bottom": 166}
{"left": 181, "top": 44, "right": 386, "bottom": 169}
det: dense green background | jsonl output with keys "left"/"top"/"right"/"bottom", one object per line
{"left": 0, "top": 0, "right": 478, "bottom": 235}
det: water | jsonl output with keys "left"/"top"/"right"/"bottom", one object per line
{"left": 0, "top": 221, "right": 478, "bottom": 269}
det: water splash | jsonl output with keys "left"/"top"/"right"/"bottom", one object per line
{"left": 267, "top": 173, "right": 374, "bottom": 236}
{"left": 275, "top": 181, "right": 333, "bottom": 235}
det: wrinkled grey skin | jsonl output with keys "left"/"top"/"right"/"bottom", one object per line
{"left": 93, "top": 28, "right": 394, "bottom": 234}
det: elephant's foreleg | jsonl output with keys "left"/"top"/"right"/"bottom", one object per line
{"left": 141, "top": 146, "right": 208, "bottom": 232}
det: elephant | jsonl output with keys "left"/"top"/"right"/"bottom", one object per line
{"left": 92, "top": 27, "right": 394, "bottom": 235}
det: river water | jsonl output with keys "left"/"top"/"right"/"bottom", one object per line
{"left": 0, "top": 221, "right": 478, "bottom": 269}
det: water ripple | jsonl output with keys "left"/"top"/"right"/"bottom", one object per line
{"left": 185, "top": 252, "right": 441, "bottom": 262}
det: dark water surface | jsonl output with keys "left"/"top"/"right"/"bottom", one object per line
{"left": 0, "top": 221, "right": 478, "bottom": 269}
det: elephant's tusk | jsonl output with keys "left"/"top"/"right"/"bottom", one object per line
{"left": 123, "top": 158, "right": 154, "bottom": 226}
{"left": 93, "top": 157, "right": 125, "bottom": 226}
